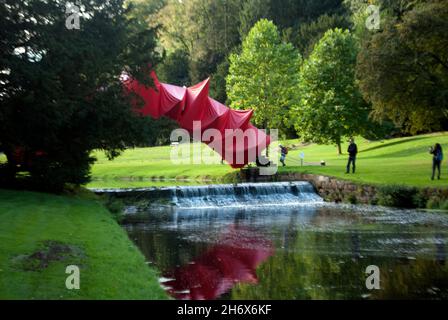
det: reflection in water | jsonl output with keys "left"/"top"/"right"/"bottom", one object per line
{"left": 436, "top": 234, "right": 446, "bottom": 266}
{"left": 124, "top": 204, "right": 448, "bottom": 300}
{"left": 160, "top": 225, "right": 273, "bottom": 300}
{"left": 351, "top": 231, "right": 362, "bottom": 261}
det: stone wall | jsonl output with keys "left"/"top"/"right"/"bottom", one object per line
{"left": 276, "top": 173, "right": 377, "bottom": 204}
{"left": 239, "top": 169, "right": 377, "bottom": 204}
{"left": 240, "top": 169, "right": 447, "bottom": 206}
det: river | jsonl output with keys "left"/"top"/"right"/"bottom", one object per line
{"left": 119, "top": 182, "right": 448, "bottom": 300}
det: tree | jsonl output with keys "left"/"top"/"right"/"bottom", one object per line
{"left": 291, "top": 29, "right": 370, "bottom": 154}
{"left": 156, "top": 0, "right": 242, "bottom": 84}
{"left": 293, "top": 13, "right": 350, "bottom": 58}
{"left": 238, "top": 0, "right": 271, "bottom": 40}
{"left": 226, "top": 19, "right": 301, "bottom": 132}
{"left": 153, "top": 0, "right": 348, "bottom": 108}
{"left": 210, "top": 57, "right": 231, "bottom": 103}
{"left": 356, "top": 1, "right": 448, "bottom": 134}
{"left": 157, "top": 49, "right": 191, "bottom": 86}
{"left": 269, "top": 0, "right": 345, "bottom": 30}
{"left": 0, "top": 0, "right": 161, "bottom": 191}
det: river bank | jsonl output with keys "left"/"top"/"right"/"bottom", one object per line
{"left": 0, "top": 189, "right": 168, "bottom": 300}
{"left": 238, "top": 170, "right": 448, "bottom": 209}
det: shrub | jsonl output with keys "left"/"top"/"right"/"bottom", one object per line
{"left": 377, "top": 185, "right": 419, "bottom": 208}
{"left": 347, "top": 194, "right": 358, "bottom": 205}
{"left": 412, "top": 190, "right": 430, "bottom": 209}
{"left": 426, "top": 197, "right": 448, "bottom": 211}
{"left": 441, "top": 200, "right": 448, "bottom": 211}
{"left": 426, "top": 197, "right": 441, "bottom": 210}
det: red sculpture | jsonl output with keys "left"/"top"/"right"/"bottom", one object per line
{"left": 124, "top": 72, "right": 271, "bottom": 168}
{"left": 161, "top": 225, "right": 274, "bottom": 300}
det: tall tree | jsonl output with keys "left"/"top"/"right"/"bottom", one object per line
{"left": 0, "top": 0, "right": 161, "bottom": 191}
{"left": 227, "top": 19, "right": 301, "bottom": 132}
{"left": 291, "top": 29, "right": 370, "bottom": 154}
{"left": 356, "top": 1, "right": 448, "bottom": 133}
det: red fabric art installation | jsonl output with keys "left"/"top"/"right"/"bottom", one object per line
{"left": 124, "top": 72, "right": 271, "bottom": 168}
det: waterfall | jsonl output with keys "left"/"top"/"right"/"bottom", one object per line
{"left": 92, "top": 181, "right": 323, "bottom": 209}
{"left": 169, "top": 182, "right": 322, "bottom": 208}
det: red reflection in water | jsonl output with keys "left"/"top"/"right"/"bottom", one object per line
{"left": 161, "top": 225, "right": 274, "bottom": 300}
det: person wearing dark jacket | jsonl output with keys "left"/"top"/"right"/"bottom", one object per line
{"left": 346, "top": 138, "right": 358, "bottom": 174}
{"left": 279, "top": 145, "right": 288, "bottom": 167}
{"left": 430, "top": 143, "right": 444, "bottom": 180}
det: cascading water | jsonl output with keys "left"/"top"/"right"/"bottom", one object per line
{"left": 169, "top": 182, "right": 322, "bottom": 208}
{"left": 92, "top": 181, "right": 323, "bottom": 209}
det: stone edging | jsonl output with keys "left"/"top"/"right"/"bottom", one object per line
{"left": 276, "top": 173, "right": 377, "bottom": 204}
{"left": 240, "top": 169, "right": 448, "bottom": 205}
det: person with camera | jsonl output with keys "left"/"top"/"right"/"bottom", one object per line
{"left": 279, "top": 145, "right": 289, "bottom": 167}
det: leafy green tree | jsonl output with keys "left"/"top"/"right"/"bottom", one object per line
{"left": 343, "top": 0, "right": 426, "bottom": 42}
{"left": 154, "top": 0, "right": 348, "bottom": 106}
{"left": 227, "top": 19, "right": 301, "bottom": 132}
{"left": 293, "top": 13, "right": 350, "bottom": 58}
{"left": 356, "top": 1, "right": 448, "bottom": 133}
{"left": 0, "top": 0, "right": 161, "bottom": 191}
{"left": 291, "top": 29, "right": 370, "bottom": 154}
{"left": 240, "top": 0, "right": 346, "bottom": 42}
{"left": 157, "top": 0, "right": 242, "bottom": 83}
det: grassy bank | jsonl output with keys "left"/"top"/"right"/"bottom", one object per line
{"left": 89, "top": 145, "right": 234, "bottom": 188}
{"left": 282, "top": 132, "right": 448, "bottom": 188}
{"left": 0, "top": 189, "right": 168, "bottom": 300}
{"left": 88, "top": 132, "right": 448, "bottom": 189}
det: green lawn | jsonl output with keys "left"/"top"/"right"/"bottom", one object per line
{"left": 282, "top": 132, "right": 448, "bottom": 188}
{"left": 88, "top": 132, "right": 448, "bottom": 189}
{"left": 89, "top": 144, "right": 234, "bottom": 188}
{"left": 0, "top": 189, "right": 168, "bottom": 300}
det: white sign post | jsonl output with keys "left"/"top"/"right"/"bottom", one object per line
{"left": 299, "top": 152, "right": 305, "bottom": 167}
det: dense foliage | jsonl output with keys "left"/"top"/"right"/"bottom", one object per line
{"left": 291, "top": 29, "right": 370, "bottom": 154}
{"left": 356, "top": 0, "right": 448, "bottom": 133}
{"left": 2, "top": 0, "right": 446, "bottom": 189}
{"left": 226, "top": 20, "right": 301, "bottom": 132}
{"left": 0, "top": 0, "right": 161, "bottom": 190}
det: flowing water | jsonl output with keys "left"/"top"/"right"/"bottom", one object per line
{"left": 120, "top": 182, "right": 448, "bottom": 300}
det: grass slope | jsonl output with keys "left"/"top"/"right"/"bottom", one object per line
{"left": 89, "top": 145, "right": 233, "bottom": 188}
{"left": 88, "top": 132, "right": 448, "bottom": 189}
{"left": 0, "top": 190, "right": 168, "bottom": 300}
{"left": 283, "top": 132, "right": 448, "bottom": 187}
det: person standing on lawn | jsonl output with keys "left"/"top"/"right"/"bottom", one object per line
{"left": 430, "top": 143, "right": 444, "bottom": 180}
{"left": 346, "top": 138, "right": 358, "bottom": 174}
{"left": 280, "top": 145, "right": 288, "bottom": 167}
